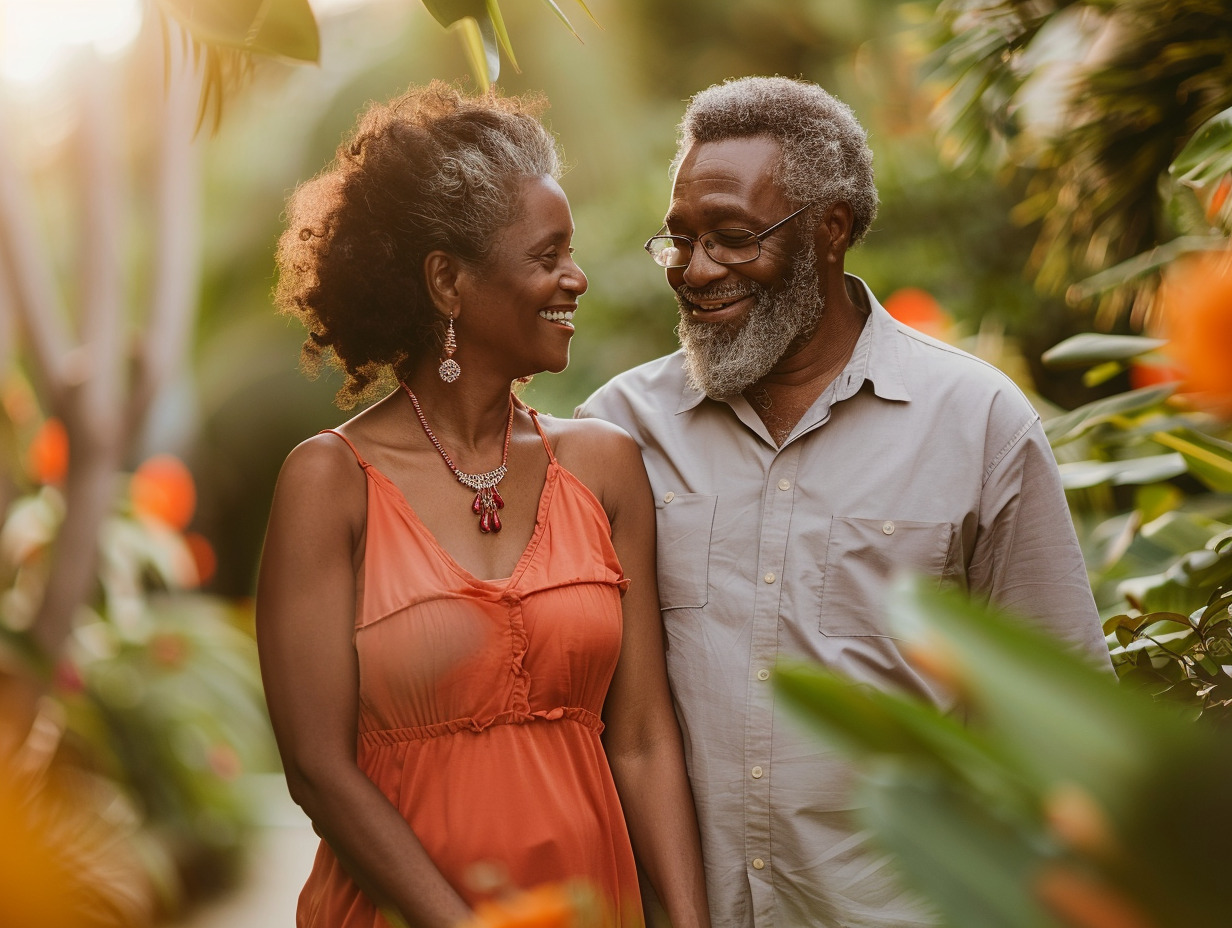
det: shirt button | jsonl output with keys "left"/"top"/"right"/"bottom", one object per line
{"left": 751, "top": 766, "right": 763, "bottom": 779}
{"left": 882, "top": 520, "right": 895, "bottom": 535}
{"left": 663, "top": 492, "right": 675, "bottom": 503}
{"left": 752, "top": 858, "right": 766, "bottom": 870}
{"left": 777, "top": 478, "right": 791, "bottom": 491}
{"left": 763, "top": 572, "right": 775, "bottom": 584}
{"left": 756, "top": 668, "right": 770, "bottom": 681}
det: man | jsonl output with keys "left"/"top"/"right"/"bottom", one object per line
{"left": 576, "top": 76, "right": 1108, "bottom": 928}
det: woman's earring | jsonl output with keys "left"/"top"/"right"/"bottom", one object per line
{"left": 438, "top": 316, "right": 461, "bottom": 383}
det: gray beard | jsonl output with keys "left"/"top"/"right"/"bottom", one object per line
{"left": 676, "top": 245, "right": 823, "bottom": 399}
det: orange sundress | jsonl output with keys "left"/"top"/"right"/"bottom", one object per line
{"left": 297, "top": 414, "right": 642, "bottom": 927}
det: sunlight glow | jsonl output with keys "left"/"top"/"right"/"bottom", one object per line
{"left": 0, "top": 0, "right": 142, "bottom": 85}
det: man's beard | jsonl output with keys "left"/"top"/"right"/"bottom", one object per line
{"left": 676, "top": 244, "right": 823, "bottom": 398}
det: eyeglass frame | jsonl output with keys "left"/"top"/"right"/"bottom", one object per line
{"left": 643, "top": 203, "right": 812, "bottom": 269}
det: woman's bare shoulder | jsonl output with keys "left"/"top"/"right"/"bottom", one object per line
{"left": 536, "top": 412, "right": 640, "bottom": 463}
{"left": 534, "top": 412, "right": 648, "bottom": 510}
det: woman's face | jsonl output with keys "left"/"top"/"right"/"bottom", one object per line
{"left": 456, "top": 174, "right": 587, "bottom": 378}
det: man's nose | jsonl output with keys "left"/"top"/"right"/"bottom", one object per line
{"left": 677, "top": 244, "right": 728, "bottom": 289}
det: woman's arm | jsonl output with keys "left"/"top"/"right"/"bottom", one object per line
{"left": 577, "top": 424, "right": 712, "bottom": 928}
{"left": 256, "top": 434, "right": 471, "bottom": 928}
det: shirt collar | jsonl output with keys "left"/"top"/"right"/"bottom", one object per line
{"left": 674, "top": 273, "right": 911, "bottom": 415}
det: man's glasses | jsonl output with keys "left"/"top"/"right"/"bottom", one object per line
{"left": 643, "top": 204, "right": 811, "bottom": 269}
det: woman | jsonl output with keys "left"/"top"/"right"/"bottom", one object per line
{"left": 257, "top": 83, "right": 710, "bottom": 928}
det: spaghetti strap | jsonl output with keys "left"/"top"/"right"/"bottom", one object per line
{"left": 525, "top": 406, "right": 557, "bottom": 464}
{"left": 320, "top": 428, "right": 370, "bottom": 469}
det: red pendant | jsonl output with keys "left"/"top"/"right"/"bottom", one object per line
{"left": 473, "top": 487, "right": 505, "bottom": 533}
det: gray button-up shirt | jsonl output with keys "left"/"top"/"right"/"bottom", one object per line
{"left": 577, "top": 278, "right": 1106, "bottom": 928}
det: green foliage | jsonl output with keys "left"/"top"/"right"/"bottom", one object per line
{"left": 0, "top": 460, "right": 276, "bottom": 912}
{"left": 154, "top": 0, "right": 321, "bottom": 129}
{"left": 931, "top": 0, "right": 1232, "bottom": 320}
{"left": 776, "top": 575, "right": 1232, "bottom": 928}
{"left": 1171, "top": 105, "right": 1232, "bottom": 187}
{"left": 421, "top": 0, "right": 597, "bottom": 85}
{"left": 1037, "top": 329, "right": 1232, "bottom": 725}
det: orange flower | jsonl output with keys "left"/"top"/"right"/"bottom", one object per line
{"left": 1034, "top": 865, "right": 1156, "bottom": 928}
{"left": 1206, "top": 174, "right": 1231, "bottom": 224}
{"left": 130, "top": 454, "right": 196, "bottom": 530}
{"left": 1127, "top": 359, "right": 1184, "bottom": 390}
{"left": 207, "top": 743, "right": 242, "bottom": 781}
{"left": 150, "top": 632, "right": 189, "bottom": 669}
{"left": 26, "top": 418, "right": 68, "bottom": 485}
{"left": 464, "top": 884, "right": 580, "bottom": 928}
{"left": 184, "top": 532, "right": 217, "bottom": 586}
{"left": 1160, "top": 249, "right": 1232, "bottom": 415}
{"left": 883, "top": 287, "right": 951, "bottom": 339}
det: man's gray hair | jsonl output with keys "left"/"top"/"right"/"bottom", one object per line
{"left": 671, "top": 76, "right": 878, "bottom": 246}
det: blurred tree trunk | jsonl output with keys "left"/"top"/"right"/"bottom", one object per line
{"left": 0, "top": 38, "right": 202, "bottom": 661}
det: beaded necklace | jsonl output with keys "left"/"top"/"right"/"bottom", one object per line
{"left": 401, "top": 382, "right": 514, "bottom": 534}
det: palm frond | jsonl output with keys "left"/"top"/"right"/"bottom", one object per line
{"left": 152, "top": 0, "right": 319, "bottom": 134}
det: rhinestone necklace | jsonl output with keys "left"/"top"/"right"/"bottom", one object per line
{"left": 401, "top": 382, "right": 514, "bottom": 534}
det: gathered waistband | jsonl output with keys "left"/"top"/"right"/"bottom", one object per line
{"left": 359, "top": 706, "right": 603, "bottom": 746}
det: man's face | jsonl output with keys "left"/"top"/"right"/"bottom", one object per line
{"left": 664, "top": 136, "right": 824, "bottom": 398}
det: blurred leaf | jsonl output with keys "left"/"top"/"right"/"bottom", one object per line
{"left": 1135, "top": 483, "right": 1183, "bottom": 523}
{"left": 155, "top": 0, "right": 320, "bottom": 60}
{"left": 857, "top": 769, "right": 1062, "bottom": 928}
{"left": 484, "top": 0, "right": 519, "bottom": 71}
{"left": 1066, "top": 235, "right": 1227, "bottom": 302}
{"left": 1149, "top": 429, "right": 1232, "bottom": 493}
{"left": 884, "top": 575, "right": 1177, "bottom": 805}
{"left": 421, "top": 1, "right": 501, "bottom": 84}
{"left": 1041, "top": 334, "right": 1167, "bottom": 369}
{"left": 538, "top": 0, "right": 582, "bottom": 40}
{"left": 457, "top": 15, "right": 498, "bottom": 85}
{"left": 1121, "top": 544, "right": 1232, "bottom": 616}
{"left": 1081, "top": 361, "right": 1124, "bottom": 388}
{"left": 155, "top": 0, "right": 320, "bottom": 132}
{"left": 1044, "top": 385, "right": 1176, "bottom": 446}
{"left": 1057, "top": 454, "right": 1186, "bottom": 490}
{"left": 420, "top": 0, "right": 483, "bottom": 29}
{"left": 775, "top": 663, "right": 1019, "bottom": 801}
{"left": 1171, "top": 106, "right": 1232, "bottom": 186}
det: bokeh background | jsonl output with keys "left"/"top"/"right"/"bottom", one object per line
{"left": 2, "top": 1, "right": 1231, "bottom": 926}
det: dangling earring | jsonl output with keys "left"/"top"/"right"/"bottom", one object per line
{"left": 438, "top": 315, "right": 461, "bottom": 383}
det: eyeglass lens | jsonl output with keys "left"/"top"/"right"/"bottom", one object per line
{"left": 647, "top": 229, "right": 760, "bottom": 268}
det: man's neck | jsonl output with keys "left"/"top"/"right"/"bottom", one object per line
{"left": 743, "top": 276, "right": 869, "bottom": 445}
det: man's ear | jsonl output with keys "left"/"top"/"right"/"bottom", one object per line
{"left": 817, "top": 202, "right": 854, "bottom": 265}
{"left": 424, "top": 250, "right": 464, "bottom": 319}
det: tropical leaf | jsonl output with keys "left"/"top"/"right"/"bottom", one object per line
{"left": 1041, "top": 333, "right": 1166, "bottom": 368}
{"left": 537, "top": 0, "right": 582, "bottom": 40}
{"left": 1170, "top": 106, "right": 1232, "bottom": 186}
{"left": 1065, "top": 234, "right": 1228, "bottom": 302}
{"left": 421, "top": 0, "right": 596, "bottom": 85}
{"left": 1043, "top": 384, "right": 1176, "bottom": 446}
{"left": 422, "top": 0, "right": 504, "bottom": 84}
{"left": 931, "top": 0, "right": 1232, "bottom": 320}
{"left": 155, "top": 0, "right": 320, "bottom": 132}
{"left": 155, "top": 0, "right": 320, "bottom": 60}
{"left": 1148, "top": 428, "right": 1232, "bottom": 493}
{"left": 1056, "top": 453, "right": 1187, "bottom": 490}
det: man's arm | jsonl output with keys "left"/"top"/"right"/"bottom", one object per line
{"left": 967, "top": 418, "right": 1111, "bottom": 665}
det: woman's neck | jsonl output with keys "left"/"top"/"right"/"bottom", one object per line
{"left": 398, "top": 367, "right": 517, "bottom": 456}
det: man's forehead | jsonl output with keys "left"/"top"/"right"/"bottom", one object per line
{"left": 667, "top": 136, "right": 788, "bottom": 225}
{"left": 675, "top": 135, "right": 781, "bottom": 180}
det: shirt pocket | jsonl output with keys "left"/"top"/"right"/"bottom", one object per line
{"left": 654, "top": 493, "right": 717, "bottom": 610}
{"left": 819, "top": 516, "right": 954, "bottom": 637}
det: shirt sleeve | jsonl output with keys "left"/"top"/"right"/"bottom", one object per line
{"left": 967, "top": 416, "right": 1111, "bottom": 666}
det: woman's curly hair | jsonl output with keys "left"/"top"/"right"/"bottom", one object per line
{"left": 274, "top": 82, "right": 561, "bottom": 408}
